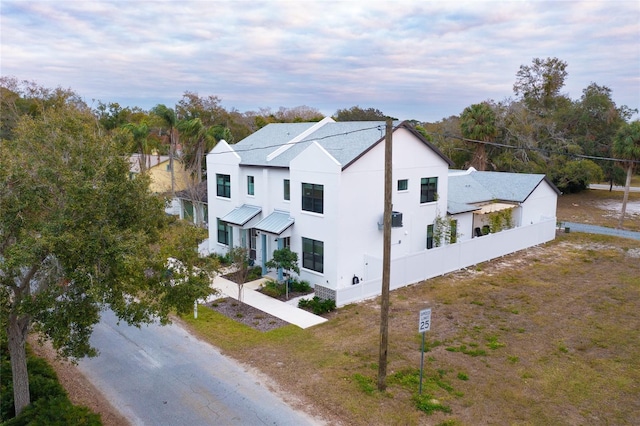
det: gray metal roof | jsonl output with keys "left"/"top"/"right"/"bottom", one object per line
{"left": 253, "top": 210, "right": 294, "bottom": 235}
{"left": 447, "top": 170, "right": 549, "bottom": 214}
{"left": 220, "top": 204, "right": 261, "bottom": 226}
{"left": 230, "top": 120, "right": 453, "bottom": 170}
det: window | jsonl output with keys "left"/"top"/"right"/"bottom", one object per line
{"left": 216, "top": 174, "right": 231, "bottom": 198}
{"left": 217, "top": 219, "right": 230, "bottom": 245}
{"left": 283, "top": 179, "right": 290, "bottom": 201}
{"left": 183, "top": 200, "right": 194, "bottom": 221}
{"left": 302, "top": 183, "right": 323, "bottom": 214}
{"left": 247, "top": 175, "right": 255, "bottom": 195}
{"left": 302, "top": 237, "right": 323, "bottom": 273}
{"left": 426, "top": 224, "right": 434, "bottom": 249}
{"left": 397, "top": 179, "right": 408, "bottom": 191}
{"left": 282, "top": 236, "right": 291, "bottom": 249}
{"left": 450, "top": 220, "right": 458, "bottom": 244}
{"left": 420, "top": 177, "right": 438, "bottom": 203}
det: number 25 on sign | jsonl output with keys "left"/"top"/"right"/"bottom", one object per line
{"left": 419, "top": 308, "right": 431, "bottom": 333}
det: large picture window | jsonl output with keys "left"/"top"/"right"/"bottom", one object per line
{"left": 420, "top": 177, "right": 438, "bottom": 203}
{"left": 302, "top": 183, "right": 323, "bottom": 214}
{"left": 302, "top": 237, "right": 323, "bottom": 273}
{"left": 217, "top": 219, "right": 230, "bottom": 245}
{"left": 216, "top": 174, "right": 231, "bottom": 198}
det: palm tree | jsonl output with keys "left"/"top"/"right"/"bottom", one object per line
{"left": 460, "top": 103, "right": 497, "bottom": 171}
{"left": 612, "top": 121, "right": 640, "bottom": 228}
{"left": 151, "top": 104, "right": 178, "bottom": 195}
{"left": 123, "top": 122, "right": 151, "bottom": 172}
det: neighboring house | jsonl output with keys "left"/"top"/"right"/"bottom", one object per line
{"left": 175, "top": 181, "right": 209, "bottom": 228}
{"left": 129, "top": 153, "right": 191, "bottom": 195}
{"left": 206, "top": 118, "right": 559, "bottom": 306}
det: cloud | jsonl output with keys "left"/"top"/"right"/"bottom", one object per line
{"left": 1, "top": 0, "right": 638, "bottom": 121}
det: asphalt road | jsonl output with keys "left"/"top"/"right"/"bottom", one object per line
{"left": 77, "top": 310, "right": 321, "bottom": 426}
{"left": 588, "top": 184, "right": 640, "bottom": 192}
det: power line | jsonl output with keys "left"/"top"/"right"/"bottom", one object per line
{"left": 431, "top": 132, "right": 640, "bottom": 165}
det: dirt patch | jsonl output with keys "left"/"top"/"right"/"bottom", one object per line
{"left": 207, "top": 297, "right": 289, "bottom": 332}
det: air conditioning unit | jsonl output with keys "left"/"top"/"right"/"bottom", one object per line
{"left": 378, "top": 211, "right": 403, "bottom": 230}
{"left": 392, "top": 211, "right": 403, "bottom": 228}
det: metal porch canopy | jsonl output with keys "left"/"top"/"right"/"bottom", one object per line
{"left": 220, "top": 204, "right": 262, "bottom": 226}
{"left": 253, "top": 210, "right": 294, "bottom": 235}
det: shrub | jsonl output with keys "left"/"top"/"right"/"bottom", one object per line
{"left": 260, "top": 280, "right": 285, "bottom": 298}
{"left": 1, "top": 347, "right": 101, "bottom": 424}
{"left": 5, "top": 396, "right": 101, "bottom": 426}
{"left": 290, "top": 279, "right": 312, "bottom": 293}
{"left": 246, "top": 266, "right": 262, "bottom": 281}
{"left": 298, "top": 296, "right": 336, "bottom": 315}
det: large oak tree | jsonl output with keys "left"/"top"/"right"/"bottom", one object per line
{"left": 0, "top": 91, "right": 214, "bottom": 416}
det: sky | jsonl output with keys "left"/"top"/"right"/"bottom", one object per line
{"left": 2, "top": 0, "right": 639, "bottom": 122}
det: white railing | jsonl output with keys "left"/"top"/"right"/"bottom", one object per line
{"left": 336, "top": 218, "right": 556, "bottom": 306}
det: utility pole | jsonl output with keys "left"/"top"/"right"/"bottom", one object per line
{"left": 378, "top": 118, "right": 393, "bottom": 391}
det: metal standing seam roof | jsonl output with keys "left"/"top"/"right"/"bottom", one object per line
{"left": 220, "top": 204, "right": 262, "bottom": 226}
{"left": 253, "top": 210, "right": 295, "bottom": 235}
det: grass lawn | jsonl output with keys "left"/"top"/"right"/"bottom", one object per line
{"left": 182, "top": 230, "right": 640, "bottom": 425}
{"left": 557, "top": 188, "right": 640, "bottom": 231}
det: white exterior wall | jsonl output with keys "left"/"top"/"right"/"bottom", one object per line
{"left": 206, "top": 141, "right": 241, "bottom": 255}
{"left": 290, "top": 142, "right": 341, "bottom": 289}
{"left": 333, "top": 128, "right": 450, "bottom": 291}
{"left": 451, "top": 212, "right": 474, "bottom": 241}
{"left": 521, "top": 181, "right": 558, "bottom": 225}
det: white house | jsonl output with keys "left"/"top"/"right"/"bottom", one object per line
{"left": 206, "top": 118, "right": 559, "bottom": 306}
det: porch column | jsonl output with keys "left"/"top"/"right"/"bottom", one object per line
{"left": 277, "top": 237, "right": 284, "bottom": 282}
{"left": 261, "top": 233, "right": 267, "bottom": 275}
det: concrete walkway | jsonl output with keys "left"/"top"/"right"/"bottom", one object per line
{"left": 206, "top": 275, "right": 327, "bottom": 329}
{"left": 560, "top": 221, "right": 640, "bottom": 241}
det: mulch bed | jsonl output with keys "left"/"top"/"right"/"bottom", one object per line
{"left": 206, "top": 297, "right": 289, "bottom": 332}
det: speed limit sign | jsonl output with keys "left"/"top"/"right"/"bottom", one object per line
{"left": 418, "top": 308, "right": 431, "bottom": 333}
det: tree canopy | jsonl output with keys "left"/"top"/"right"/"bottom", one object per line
{"left": 0, "top": 88, "right": 215, "bottom": 416}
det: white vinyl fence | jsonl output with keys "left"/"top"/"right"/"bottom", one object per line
{"left": 336, "top": 218, "right": 557, "bottom": 306}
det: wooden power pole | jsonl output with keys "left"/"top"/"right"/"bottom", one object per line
{"left": 378, "top": 118, "right": 393, "bottom": 391}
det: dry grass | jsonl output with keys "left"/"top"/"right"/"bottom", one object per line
{"left": 183, "top": 231, "right": 640, "bottom": 425}
{"left": 557, "top": 188, "right": 640, "bottom": 231}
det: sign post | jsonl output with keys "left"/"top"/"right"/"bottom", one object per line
{"left": 418, "top": 308, "right": 431, "bottom": 394}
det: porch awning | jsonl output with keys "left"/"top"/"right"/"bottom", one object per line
{"left": 254, "top": 210, "right": 294, "bottom": 235}
{"left": 477, "top": 202, "right": 515, "bottom": 214}
{"left": 220, "top": 204, "right": 261, "bottom": 226}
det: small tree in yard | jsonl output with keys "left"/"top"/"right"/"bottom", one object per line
{"left": 228, "top": 247, "right": 250, "bottom": 301}
{"left": 264, "top": 248, "right": 300, "bottom": 300}
{"left": 0, "top": 87, "right": 216, "bottom": 418}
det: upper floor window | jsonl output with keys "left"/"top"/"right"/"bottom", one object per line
{"left": 420, "top": 177, "right": 438, "bottom": 203}
{"left": 397, "top": 179, "right": 408, "bottom": 191}
{"left": 247, "top": 175, "right": 255, "bottom": 196}
{"left": 216, "top": 174, "right": 231, "bottom": 198}
{"left": 283, "top": 179, "right": 290, "bottom": 201}
{"left": 302, "top": 183, "right": 323, "bottom": 214}
{"left": 302, "top": 237, "right": 324, "bottom": 273}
